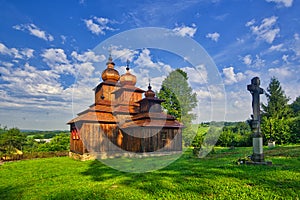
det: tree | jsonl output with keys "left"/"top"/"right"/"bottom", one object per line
{"left": 289, "top": 96, "right": 300, "bottom": 143}
{"left": 158, "top": 69, "right": 197, "bottom": 146}
{"left": 38, "top": 134, "right": 70, "bottom": 152}
{"left": 0, "top": 127, "right": 26, "bottom": 154}
{"left": 261, "top": 77, "right": 291, "bottom": 144}
{"left": 261, "top": 77, "right": 290, "bottom": 119}
{"left": 290, "top": 96, "right": 300, "bottom": 116}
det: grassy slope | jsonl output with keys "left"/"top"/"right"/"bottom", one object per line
{"left": 0, "top": 145, "right": 299, "bottom": 200}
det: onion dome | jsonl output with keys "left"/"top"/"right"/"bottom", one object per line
{"left": 101, "top": 55, "right": 120, "bottom": 83}
{"left": 119, "top": 60, "right": 137, "bottom": 86}
{"left": 145, "top": 83, "right": 155, "bottom": 98}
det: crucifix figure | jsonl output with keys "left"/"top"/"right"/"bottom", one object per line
{"left": 247, "top": 77, "right": 264, "bottom": 162}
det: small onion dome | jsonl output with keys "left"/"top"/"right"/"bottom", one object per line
{"left": 145, "top": 83, "right": 155, "bottom": 98}
{"left": 101, "top": 55, "right": 120, "bottom": 82}
{"left": 120, "top": 67, "right": 137, "bottom": 86}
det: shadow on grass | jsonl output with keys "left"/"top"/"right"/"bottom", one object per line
{"left": 80, "top": 146, "right": 300, "bottom": 199}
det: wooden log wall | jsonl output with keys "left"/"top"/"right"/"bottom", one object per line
{"left": 71, "top": 122, "right": 182, "bottom": 154}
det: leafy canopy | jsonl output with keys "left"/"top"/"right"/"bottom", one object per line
{"left": 158, "top": 69, "right": 197, "bottom": 146}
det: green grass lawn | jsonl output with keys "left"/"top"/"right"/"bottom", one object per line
{"left": 0, "top": 145, "right": 299, "bottom": 200}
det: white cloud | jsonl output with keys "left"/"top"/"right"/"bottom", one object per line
{"left": 110, "top": 46, "right": 138, "bottom": 63}
{"left": 1, "top": 62, "right": 14, "bottom": 68}
{"left": 41, "top": 48, "right": 74, "bottom": 74}
{"left": 245, "top": 19, "right": 255, "bottom": 27}
{"left": 222, "top": 66, "right": 246, "bottom": 85}
{"left": 61, "top": 35, "right": 67, "bottom": 44}
{"left": 181, "top": 65, "right": 208, "bottom": 84}
{"left": 252, "top": 55, "right": 266, "bottom": 68}
{"left": 243, "top": 55, "right": 252, "bottom": 65}
{"left": 0, "top": 43, "right": 10, "bottom": 55}
{"left": 84, "top": 17, "right": 116, "bottom": 35}
{"left": 206, "top": 32, "right": 220, "bottom": 42}
{"left": 0, "top": 42, "right": 34, "bottom": 59}
{"left": 269, "top": 43, "right": 285, "bottom": 51}
{"left": 247, "top": 16, "right": 280, "bottom": 44}
{"left": 71, "top": 50, "right": 105, "bottom": 62}
{"left": 245, "top": 54, "right": 266, "bottom": 68}
{"left": 74, "top": 62, "right": 95, "bottom": 78}
{"left": 266, "top": 0, "right": 293, "bottom": 7}
{"left": 21, "top": 48, "right": 34, "bottom": 59}
{"left": 13, "top": 23, "right": 54, "bottom": 41}
{"left": 134, "top": 49, "right": 161, "bottom": 71}
{"left": 172, "top": 24, "right": 197, "bottom": 37}
{"left": 41, "top": 48, "right": 69, "bottom": 64}
{"left": 282, "top": 54, "right": 289, "bottom": 63}
{"left": 268, "top": 67, "right": 292, "bottom": 78}
{"left": 294, "top": 33, "right": 299, "bottom": 40}
{"left": 0, "top": 63, "right": 63, "bottom": 97}
{"left": 195, "top": 85, "right": 225, "bottom": 100}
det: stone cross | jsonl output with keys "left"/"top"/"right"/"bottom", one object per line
{"left": 247, "top": 77, "right": 264, "bottom": 162}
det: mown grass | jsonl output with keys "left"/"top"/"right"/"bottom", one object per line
{"left": 0, "top": 145, "right": 299, "bottom": 200}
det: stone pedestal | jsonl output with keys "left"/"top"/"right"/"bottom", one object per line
{"left": 252, "top": 137, "right": 264, "bottom": 162}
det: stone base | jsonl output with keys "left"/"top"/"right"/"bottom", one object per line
{"left": 69, "top": 152, "right": 96, "bottom": 161}
{"left": 251, "top": 153, "right": 265, "bottom": 162}
{"left": 69, "top": 151, "right": 182, "bottom": 160}
{"left": 95, "top": 151, "right": 182, "bottom": 159}
{"left": 246, "top": 161, "right": 272, "bottom": 166}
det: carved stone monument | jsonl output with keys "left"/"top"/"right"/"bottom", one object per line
{"left": 247, "top": 77, "right": 264, "bottom": 162}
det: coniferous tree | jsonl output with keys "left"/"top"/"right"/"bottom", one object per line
{"left": 290, "top": 96, "right": 300, "bottom": 116}
{"left": 158, "top": 69, "right": 197, "bottom": 146}
{"left": 261, "top": 77, "right": 291, "bottom": 144}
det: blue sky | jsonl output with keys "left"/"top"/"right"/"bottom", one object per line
{"left": 0, "top": 0, "right": 299, "bottom": 130}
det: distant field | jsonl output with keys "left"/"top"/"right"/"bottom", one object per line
{"left": 0, "top": 145, "right": 299, "bottom": 200}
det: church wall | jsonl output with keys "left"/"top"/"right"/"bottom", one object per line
{"left": 120, "top": 127, "right": 182, "bottom": 153}
{"left": 78, "top": 123, "right": 122, "bottom": 153}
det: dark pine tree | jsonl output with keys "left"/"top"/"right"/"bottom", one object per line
{"left": 261, "top": 77, "right": 291, "bottom": 144}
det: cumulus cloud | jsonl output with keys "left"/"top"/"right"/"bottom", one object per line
{"left": 0, "top": 42, "right": 34, "bottom": 59}
{"left": 172, "top": 24, "right": 197, "bottom": 37}
{"left": 110, "top": 46, "right": 138, "bottom": 63}
{"left": 41, "top": 48, "right": 69, "bottom": 64}
{"left": 13, "top": 23, "right": 54, "bottom": 41}
{"left": 266, "top": 0, "right": 293, "bottom": 7}
{"left": 84, "top": 16, "right": 116, "bottom": 35}
{"left": 41, "top": 48, "right": 74, "bottom": 74}
{"left": 206, "top": 32, "right": 220, "bottom": 42}
{"left": 246, "top": 16, "right": 280, "bottom": 44}
{"left": 181, "top": 65, "right": 208, "bottom": 84}
{"left": 0, "top": 63, "right": 62, "bottom": 97}
{"left": 134, "top": 49, "right": 162, "bottom": 71}
{"left": 71, "top": 50, "right": 105, "bottom": 62}
{"left": 222, "top": 66, "right": 246, "bottom": 85}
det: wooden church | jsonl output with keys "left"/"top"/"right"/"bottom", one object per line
{"left": 67, "top": 56, "right": 183, "bottom": 158}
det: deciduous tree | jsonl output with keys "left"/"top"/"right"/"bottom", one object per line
{"left": 158, "top": 69, "right": 197, "bottom": 146}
